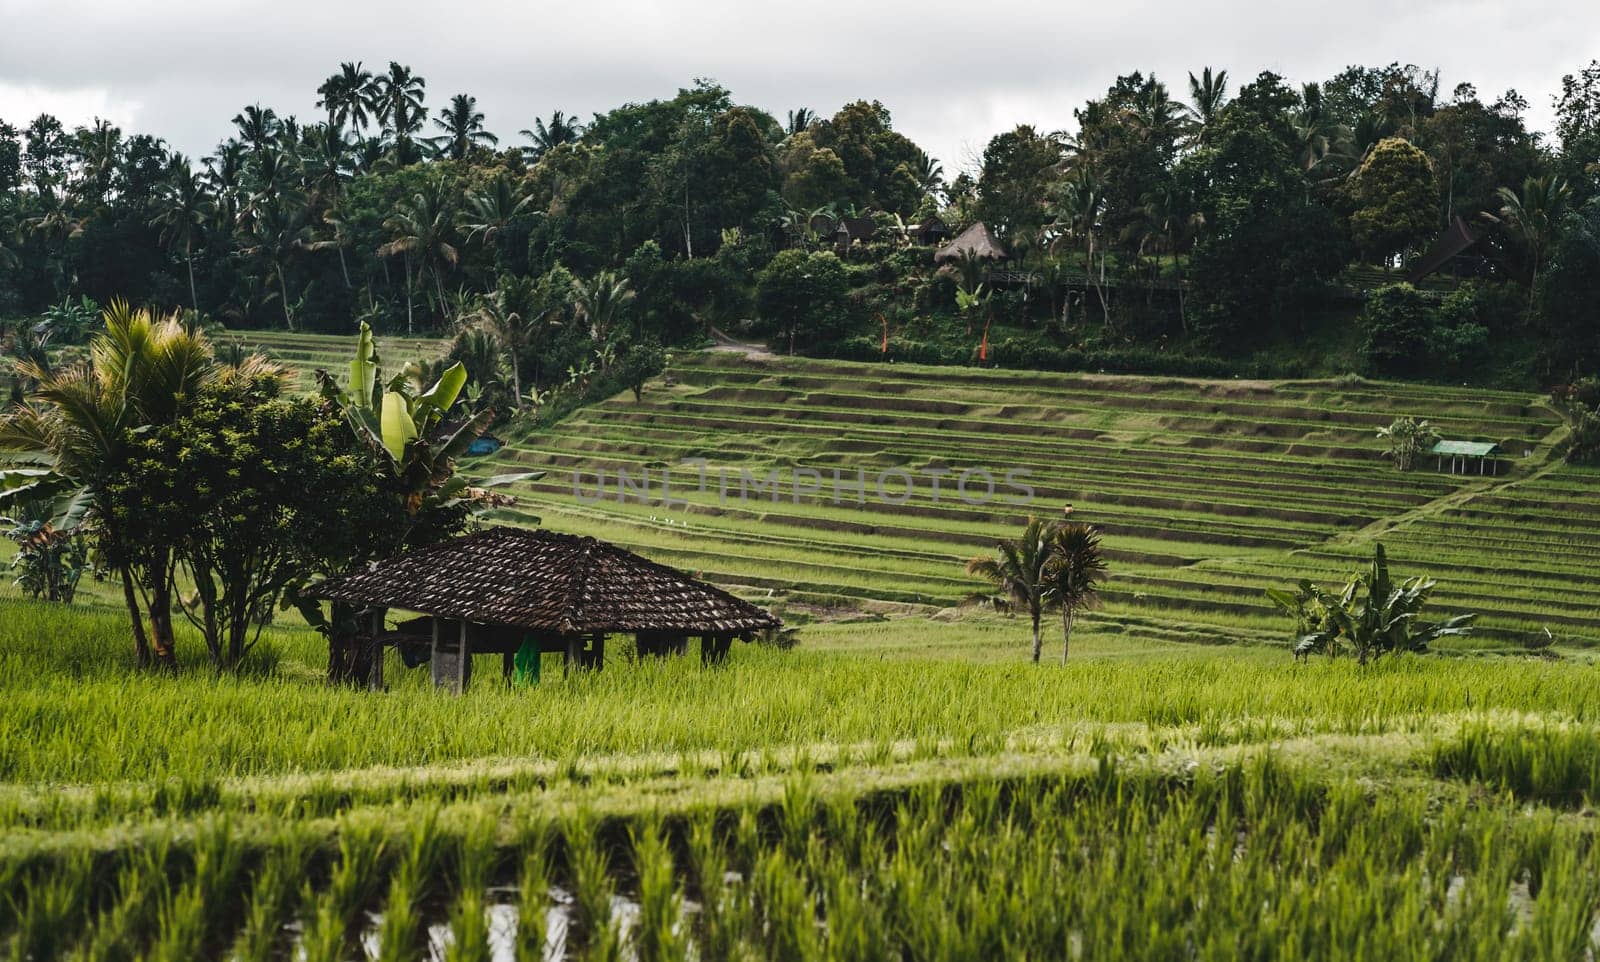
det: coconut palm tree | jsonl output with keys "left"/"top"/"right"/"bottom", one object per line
{"left": 379, "top": 176, "right": 459, "bottom": 331}
{"left": 463, "top": 174, "right": 535, "bottom": 262}
{"left": 1043, "top": 522, "right": 1107, "bottom": 662}
{"left": 966, "top": 517, "right": 1056, "bottom": 663}
{"left": 242, "top": 198, "right": 311, "bottom": 329}
{"left": 518, "top": 111, "right": 584, "bottom": 161}
{"left": 572, "top": 270, "right": 635, "bottom": 349}
{"left": 374, "top": 61, "right": 427, "bottom": 157}
{"left": 150, "top": 155, "right": 213, "bottom": 310}
{"left": 1483, "top": 175, "right": 1572, "bottom": 299}
{"left": 0, "top": 301, "right": 218, "bottom": 669}
{"left": 316, "top": 61, "right": 375, "bottom": 132}
{"left": 1184, "top": 67, "right": 1230, "bottom": 142}
{"left": 231, "top": 104, "right": 280, "bottom": 158}
{"left": 465, "top": 280, "right": 552, "bottom": 407}
{"left": 429, "top": 93, "right": 498, "bottom": 160}
{"left": 912, "top": 150, "right": 945, "bottom": 202}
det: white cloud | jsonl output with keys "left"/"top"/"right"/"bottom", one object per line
{"left": 0, "top": 83, "right": 142, "bottom": 133}
{"left": 0, "top": 0, "right": 1595, "bottom": 170}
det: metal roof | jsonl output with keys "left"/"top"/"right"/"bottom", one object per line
{"left": 1431, "top": 440, "right": 1500, "bottom": 457}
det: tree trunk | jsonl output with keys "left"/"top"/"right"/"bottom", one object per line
{"left": 147, "top": 573, "right": 178, "bottom": 671}
{"left": 404, "top": 255, "right": 415, "bottom": 335}
{"left": 509, "top": 350, "right": 523, "bottom": 409}
{"left": 337, "top": 241, "right": 352, "bottom": 289}
{"left": 120, "top": 565, "right": 152, "bottom": 670}
{"left": 1030, "top": 609, "right": 1042, "bottom": 664}
{"left": 277, "top": 265, "right": 295, "bottom": 331}
{"left": 185, "top": 245, "right": 199, "bottom": 312}
{"left": 1061, "top": 607, "right": 1074, "bottom": 664}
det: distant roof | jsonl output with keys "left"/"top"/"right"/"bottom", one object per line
{"left": 1406, "top": 216, "right": 1480, "bottom": 284}
{"left": 309, "top": 527, "right": 780, "bottom": 635}
{"left": 934, "top": 221, "right": 1008, "bottom": 263}
{"left": 1431, "top": 440, "right": 1499, "bottom": 457}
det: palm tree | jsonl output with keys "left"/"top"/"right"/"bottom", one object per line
{"left": 785, "top": 108, "right": 815, "bottom": 137}
{"left": 429, "top": 94, "right": 498, "bottom": 160}
{"left": 1043, "top": 522, "right": 1107, "bottom": 662}
{"left": 203, "top": 141, "right": 246, "bottom": 230}
{"left": 374, "top": 62, "right": 427, "bottom": 157}
{"left": 242, "top": 198, "right": 311, "bottom": 329}
{"left": 379, "top": 176, "right": 459, "bottom": 332}
{"left": 1129, "top": 79, "right": 1186, "bottom": 148}
{"left": 150, "top": 155, "right": 213, "bottom": 310}
{"left": 966, "top": 517, "right": 1055, "bottom": 663}
{"left": 316, "top": 61, "right": 375, "bottom": 132}
{"left": 518, "top": 111, "right": 584, "bottom": 161}
{"left": 1483, "top": 175, "right": 1572, "bottom": 299}
{"left": 1184, "top": 67, "right": 1230, "bottom": 143}
{"left": 1050, "top": 168, "right": 1109, "bottom": 324}
{"left": 572, "top": 270, "right": 635, "bottom": 351}
{"left": 913, "top": 150, "right": 944, "bottom": 202}
{"left": 466, "top": 280, "right": 551, "bottom": 407}
{"left": 463, "top": 173, "right": 534, "bottom": 254}
{"left": 231, "top": 104, "right": 280, "bottom": 157}
{"left": 0, "top": 302, "right": 218, "bottom": 669}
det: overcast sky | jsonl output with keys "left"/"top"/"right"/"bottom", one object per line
{"left": 2, "top": 0, "right": 1597, "bottom": 173}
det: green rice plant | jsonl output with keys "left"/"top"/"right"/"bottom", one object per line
{"left": 628, "top": 816, "right": 685, "bottom": 962}
{"left": 148, "top": 818, "right": 246, "bottom": 962}
{"left": 6, "top": 851, "right": 94, "bottom": 962}
{"left": 513, "top": 832, "right": 551, "bottom": 962}
{"left": 1432, "top": 722, "right": 1600, "bottom": 806}
{"left": 231, "top": 841, "right": 309, "bottom": 962}
{"left": 66, "top": 842, "right": 171, "bottom": 962}
{"left": 375, "top": 808, "right": 445, "bottom": 962}
{"left": 565, "top": 810, "right": 614, "bottom": 955}
{"left": 443, "top": 814, "right": 498, "bottom": 962}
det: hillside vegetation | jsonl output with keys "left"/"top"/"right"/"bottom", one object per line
{"left": 480, "top": 351, "right": 1596, "bottom": 649}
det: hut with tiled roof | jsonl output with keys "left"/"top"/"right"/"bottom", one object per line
{"left": 308, "top": 527, "right": 780, "bottom": 691}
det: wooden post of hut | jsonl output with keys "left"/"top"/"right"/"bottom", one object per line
{"left": 368, "top": 609, "right": 385, "bottom": 691}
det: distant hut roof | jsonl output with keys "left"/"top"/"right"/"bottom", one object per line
{"left": 836, "top": 215, "right": 876, "bottom": 244}
{"left": 1430, "top": 440, "right": 1499, "bottom": 457}
{"left": 934, "top": 221, "right": 1008, "bottom": 264}
{"left": 1406, "top": 217, "right": 1480, "bottom": 284}
{"left": 308, "top": 527, "right": 780, "bottom": 635}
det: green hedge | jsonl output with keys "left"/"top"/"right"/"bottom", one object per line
{"left": 821, "top": 335, "right": 1262, "bottom": 379}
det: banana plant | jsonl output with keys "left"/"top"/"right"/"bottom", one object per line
{"left": 317, "top": 322, "right": 540, "bottom": 516}
{"left": 1267, "top": 544, "right": 1475, "bottom": 662}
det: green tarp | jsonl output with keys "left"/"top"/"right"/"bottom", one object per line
{"left": 512, "top": 636, "right": 542, "bottom": 687}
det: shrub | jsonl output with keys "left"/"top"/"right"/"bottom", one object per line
{"left": 1360, "top": 284, "right": 1435, "bottom": 377}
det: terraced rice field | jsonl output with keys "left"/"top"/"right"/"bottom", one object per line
{"left": 479, "top": 352, "right": 1598, "bottom": 650}
{"left": 220, "top": 329, "right": 450, "bottom": 392}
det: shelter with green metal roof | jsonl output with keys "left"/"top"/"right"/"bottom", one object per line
{"left": 1431, "top": 440, "right": 1502, "bottom": 475}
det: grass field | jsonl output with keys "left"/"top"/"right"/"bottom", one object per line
{"left": 7, "top": 339, "right": 1600, "bottom": 959}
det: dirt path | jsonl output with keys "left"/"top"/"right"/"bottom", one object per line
{"left": 704, "top": 322, "right": 777, "bottom": 360}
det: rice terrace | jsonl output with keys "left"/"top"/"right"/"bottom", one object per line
{"left": 6, "top": 24, "right": 1600, "bottom": 962}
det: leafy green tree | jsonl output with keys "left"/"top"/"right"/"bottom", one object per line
{"left": 112, "top": 366, "right": 376, "bottom": 669}
{"left": 1350, "top": 137, "right": 1438, "bottom": 266}
{"left": 374, "top": 62, "right": 427, "bottom": 160}
{"left": 1181, "top": 72, "right": 1347, "bottom": 345}
{"left": 573, "top": 270, "right": 635, "bottom": 350}
{"left": 976, "top": 125, "right": 1064, "bottom": 237}
{"left": 1536, "top": 196, "right": 1600, "bottom": 370}
{"left": 0, "top": 302, "right": 219, "bottom": 668}
{"left": 1359, "top": 283, "right": 1435, "bottom": 377}
{"left": 756, "top": 249, "right": 851, "bottom": 354}
{"left": 1184, "top": 67, "right": 1230, "bottom": 142}
{"left": 965, "top": 517, "right": 1055, "bottom": 663}
{"left": 1376, "top": 416, "right": 1440, "bottom": 471}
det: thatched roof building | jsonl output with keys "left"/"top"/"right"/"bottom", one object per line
{"left": 934, "top": 221, "right": 1008, "bottom": 264}
{"left": 310, "top": 527, "right": 780, "bottom": 690}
